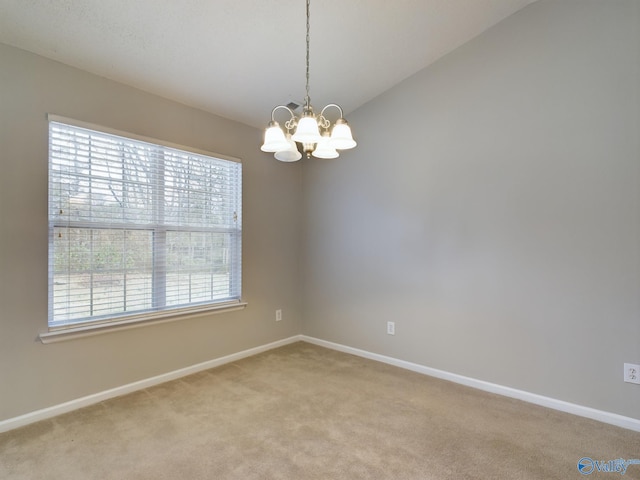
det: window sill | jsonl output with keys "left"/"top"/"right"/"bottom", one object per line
{"left": 39, "top": 301, "right": 248, "bottom": 344}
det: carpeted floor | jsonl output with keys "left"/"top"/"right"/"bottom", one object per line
{"left": 1, "top": 342, "right": 639, "bottom": 479}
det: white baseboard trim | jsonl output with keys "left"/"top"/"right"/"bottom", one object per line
{"left": 301, "top": 336, "right": 640, "bottom": 433}
{"left": 3, "top": 334, "right": 638, "bottom": 434}
{"left": 0, "top": 335, "right": 303, "bottom": 434}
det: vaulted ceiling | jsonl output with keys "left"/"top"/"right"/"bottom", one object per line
{"left": 0, "top": 0, "right": 537, "bottom": 128}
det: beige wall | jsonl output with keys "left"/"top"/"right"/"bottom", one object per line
{"left": 301, "top": 0, "right": 640, "bottom": 419}
{"left": 0, "top": 43, "right": 302, "bottom": 421}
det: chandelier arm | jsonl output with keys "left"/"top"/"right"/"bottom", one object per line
{"left": 319, "top": 103, "right": 345, "bottom": 119}
{"left": 318, "top": 104, "right": 345, "bottom": 130}
{"left": 271, "top": 105, "right": 296, "bottom": 122}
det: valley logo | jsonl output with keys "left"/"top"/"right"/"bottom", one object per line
{"left": 578, "top": 457, "right": 640, "bottom": 476}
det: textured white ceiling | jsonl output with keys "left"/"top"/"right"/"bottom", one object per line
{"left": 0, "top": 0, "right": 537, "bottom": 128}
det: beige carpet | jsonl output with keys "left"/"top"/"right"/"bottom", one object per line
{"left": 1, "top": 342, "right": 639, "bottom": 479}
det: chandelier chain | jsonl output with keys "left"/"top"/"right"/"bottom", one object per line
{"left": 305, "top": 0, "right": 311, "bottom": 108}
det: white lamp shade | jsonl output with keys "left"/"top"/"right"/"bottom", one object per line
{"left": 261, "top": 124, "right": 290, "bottom": 152}
{"left": 312, "top": 133, "right": 339, "bottom": 159}
{"left": 292, "top": 116, "right": 322, "bottom": 144}
{"left": 274, "top": 135, "right": 302, "bottom": 162}
{"left": 329, "top": 121, "right": 357, "bottom": 150}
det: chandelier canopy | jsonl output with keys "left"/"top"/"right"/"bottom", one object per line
{"left": 260, "top": 0, "right": 356, "bottom": 161}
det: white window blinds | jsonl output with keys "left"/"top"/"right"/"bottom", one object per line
{"left": 48, "top": 118, "right": 242, "bottom": 329}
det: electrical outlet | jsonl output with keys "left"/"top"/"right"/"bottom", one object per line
{"left": 275, "top": 309, "right": 282, "bottom": 322}
{"left": 624, "top": 363, "right": 640, "bottom": 384}
{"left": 387, "top": 321, "right": 395, "bottom": 335}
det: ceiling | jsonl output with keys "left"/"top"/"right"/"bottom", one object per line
{"left": 0, "top": 0, "right": 537, "bottom": 129}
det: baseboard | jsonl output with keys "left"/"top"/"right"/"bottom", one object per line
{"left": 4, "top": 334, "right": 638, "bottom": 434}
{"left": 301, "top": 336, "right": 640, "bottom": 433}
{"left": 0, "top": 335, "right": 303, "bottom": 434}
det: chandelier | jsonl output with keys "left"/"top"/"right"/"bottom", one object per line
{"left": 260, "top": 0, "right": 357, "bottom": 162}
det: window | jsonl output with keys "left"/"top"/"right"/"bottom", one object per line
{"left": 48, "top": 116, "right": 242, "bottom": 330}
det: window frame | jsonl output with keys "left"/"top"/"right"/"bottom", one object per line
{"left": 43, "top": 115, "right": 245, "bottom": 342}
